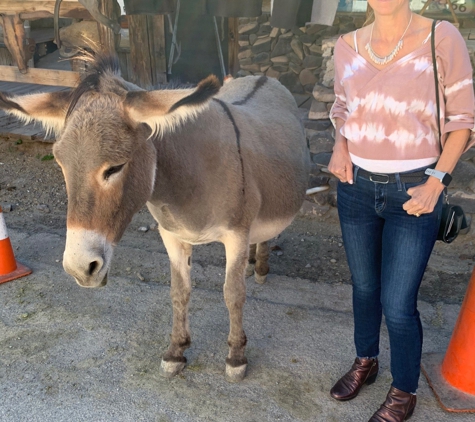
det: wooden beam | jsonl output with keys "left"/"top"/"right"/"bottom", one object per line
{"left": 0, "top": 65, "right": 80, "bottom": 87}
{"left": 127, "top": 14, "right": 153, "bottom": 89}
{"left": 97, "top": 0, "right": 119, "bottom": 54}
{"left": 0, "top": 2, "right": 91, "bottom": 19}
{"left": 150, "top": 15, "right": 167, "bottom": 85}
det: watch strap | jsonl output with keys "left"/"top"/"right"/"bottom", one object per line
{"left": 425, "top": 168, "right": 452, "bottom": 186}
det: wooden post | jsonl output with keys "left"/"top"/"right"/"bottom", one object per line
{"left": 227, "top": 17, "right": 239, "bottom": 77}
{"left": 128, "top": 14, "right": 167, "bottom": 89}
{"left": 97, "top": 0, "right": 120, "bottom": 54}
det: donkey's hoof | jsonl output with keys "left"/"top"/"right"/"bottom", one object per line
{"left": 245, "top": 263, "right": 255, "bottom": 278}
{"left": 254, "top": 273, "right": 267, "bottom": 284}
{"left": 159, "top": 359, "right": 186, "bottom": 378}
{"left": 225, "top": 363, "right": 247, "bottom": 383}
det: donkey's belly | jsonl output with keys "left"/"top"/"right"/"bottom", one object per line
{"left": 248, "top": 217, "right": 294, "bottom": 244}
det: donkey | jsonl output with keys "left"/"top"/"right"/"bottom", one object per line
{"left": 0, "top": 55, "right": 310, "bottom": 382}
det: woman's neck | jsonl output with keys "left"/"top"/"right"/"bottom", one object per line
{"left": 372, "top": 9, "right": 413, "bottom": 43}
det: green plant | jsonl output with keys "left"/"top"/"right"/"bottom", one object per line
{"left": 41, "top": 154, "right": 54, "bottom": 161}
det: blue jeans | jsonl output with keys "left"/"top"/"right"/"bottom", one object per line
{"left": 337, "top": 166, "right": 443, "bottom": 393}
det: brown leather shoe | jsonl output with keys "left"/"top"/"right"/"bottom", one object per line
{"left": 330, "top": 357, "right": 378, "bottom": 401}
{"left": 368, "top": 386, "right": 417, "bottom": 421}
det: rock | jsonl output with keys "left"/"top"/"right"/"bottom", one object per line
{"left": 306, "top": 24, "right": 328, "bottom": 36}
{"left": 260, "top": 64, "right": 271, "bottom": 72}
{"left": 271, "top": 37, "right": 293, "bottom": 57}
{"left": 309, "top": 44, "right": 323, "bottom": 55}
{"left": 253, "top": 52, "right": 270, "bottom": 64}
{"left": 237, "top": 48, "right": 252, "bottom": 60}
{"left": 308, "top": 99, "right": 330, "bottom": 120}
{"left": 300, "top": 33, "right": 317, "bottom": 45}
{"left": 308, "top": 130, "right": 334, "bottom": 154}
{"left": 299, "top": 200, "right": 331, "bottom": 217}
{"left": 137, "top": 272, "right": 145, "bottom": 281}
{"left": 313, "top": 84, "right": 336, "bottom": 102}
{"left": 289, "top": 62, "right": 302, "bottom": 74}
{"left": 299, "top": 69, "right": 318, "bottom": 87}
{"left": 305, "top": 264, "right": 311, "bottom": 268}
{"left": 249, "top": 33, "right": 258, "bottom": 45}
{"left": 312, "top": 152, "right": 332, "bottom": 167}
{"left": 448, "top": 191, "right": 475, "bottom": 214}
{"left": 302, "top": 119, "right": 332, "bottom": 131}
{"left": 303, "top": 55, "right": 323, "bottom": 69}
{"left": 290, "top": 39, "right": 304, "bottom": 60}
{"left": 462, "top": 146, "right": 475, "bottom": 161}
{"left": 452, "top": 160, "right": 475, "bottom": 190}
{"left": 269, "top": 63, "right": 287, "bottom": 72}
{"left": 292, "top": 26, "right": 304, "bottom": 37}
{"left": 241, "top": 63, "right": 261, "bottom": 72}
{"left": 237, "top": 70, "right": 252, "bottom": 77}
{"left": 1, "top": 203, "right": 13, "bottom": 212}
{"left": 239, "top": 58, "right": 253, "bottom": 66}
{"left": 288, "top": 51, "right": 303, "bottom": 65}
{"left": 138, "top": 226, "right": 149, "bottom": 233}
{"left": 251, "top": 37, "right": 272, "bottom": 54}
{"left": 270, "top": 27, "right": 280, "bottom": 38}
{"left": 266, "top": 67, "right": 280, "bottom": 79}
{"left": 239, "top": 22, "right": 259, "bottom": 35}
{"left": 37, "top": 204, "right": 50, "bottom": 213}
{"left": 270, "top": 55, "right": 289, "bottom": 64}
{"left": 279, "top": 71, "right": 302, "bottom": 92}
{"left": 256, "top": 23, "right": 271, "bottom": 37}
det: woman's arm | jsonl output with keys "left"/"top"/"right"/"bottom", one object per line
{"left": 328, "top": 117, "right": 354, "bottom": 184}
{"left": 403, "top": 128, "right": 470, "bottom": 216}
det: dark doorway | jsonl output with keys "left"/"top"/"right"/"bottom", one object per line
{"left": 165, "top": 0, "right": 228, "bottom": 84}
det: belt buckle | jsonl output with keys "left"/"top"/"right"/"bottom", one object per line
{"left": 369, "top": 173, "right": 390, "bottom": 184}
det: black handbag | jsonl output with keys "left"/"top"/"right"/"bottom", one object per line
{"left": 431, "top": 20, "right": 469, "bottom": 243}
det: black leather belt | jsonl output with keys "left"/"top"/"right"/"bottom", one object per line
{"left": 357, "top": 168, "right": 428, "bottom": 184}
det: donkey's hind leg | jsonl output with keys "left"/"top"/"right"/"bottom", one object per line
{"left": 254, "top": 241, "right": 269, "bottom": 284}
{"left": 222, "top": 232, "right": 249, "bottom": 382}
{"left": 246, "top": 243, "right": 257, "bottom": 277}
{"left": 158, "top": 227, "right": 192, "bottom": 378}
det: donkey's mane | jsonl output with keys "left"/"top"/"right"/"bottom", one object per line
{"left": 66, "top": 54, "right": 122, "bottom": 120}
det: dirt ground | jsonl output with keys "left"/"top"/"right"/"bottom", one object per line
{"left": 1, "top": 136, "right": 474, "bottom": 306}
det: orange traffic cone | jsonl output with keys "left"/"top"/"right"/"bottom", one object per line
{"left": 0, "top": 205, "right": 32, "bottom": 284}
{"left": 422, "top": 265, "right": 475, "bottom": 413}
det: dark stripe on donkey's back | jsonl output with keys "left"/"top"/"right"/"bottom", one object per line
{"left": 232, "top": 76, "right": 268, "bottom": 106}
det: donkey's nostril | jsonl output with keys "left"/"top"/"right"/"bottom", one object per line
{"left": 88, "top": 260, "right": 99, "bottom": 275}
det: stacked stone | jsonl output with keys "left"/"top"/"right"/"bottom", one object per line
{"left": 237, "top": 14, "right": 347, "bottom": 95}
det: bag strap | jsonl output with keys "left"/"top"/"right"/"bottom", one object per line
{"left": 431, "top": 20, "right": 441, "bottom": 148}
{"left": 431, "top": 20, "right": 449, "bottom": 203}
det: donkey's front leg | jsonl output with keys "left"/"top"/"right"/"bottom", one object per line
{"left": 222, "top": 232, "right": 249, "bottom": 382}
{"left": 158, "top": 227, "right": 192, "bottom": 378}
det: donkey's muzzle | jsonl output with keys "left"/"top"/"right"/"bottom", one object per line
{"left": 63, "top": 228, "right": 113, "bottom": 288}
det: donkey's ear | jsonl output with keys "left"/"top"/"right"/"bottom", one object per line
{"left": 0, "top": 91, "right": 71, "bottom": 135}
{"left": 124, "top": 75, "right": 220, "bottom": 135}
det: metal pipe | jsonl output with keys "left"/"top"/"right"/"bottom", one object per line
{"left": 213, "top": 16, "right": 226, "bottom": 80}
{"left": 167, "top": 0, "right": 181, "bottom": 75}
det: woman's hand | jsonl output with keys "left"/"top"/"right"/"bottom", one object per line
{"left": 328, "top": 140, "right": 354, "bottom": 184}
{"left": 403, "top": 177, "right": 445, "bottom": 216}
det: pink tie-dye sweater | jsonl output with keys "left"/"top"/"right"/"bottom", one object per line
{"left": 330, "top": 21, "right": 475, "bottom": 173}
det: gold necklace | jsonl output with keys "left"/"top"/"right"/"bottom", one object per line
{"left": 365, "top": 14, "right": 413, "bottom": 65}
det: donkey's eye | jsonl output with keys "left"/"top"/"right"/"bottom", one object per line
{"left": 104, "top": 164, "right": 125, "bottom": 180}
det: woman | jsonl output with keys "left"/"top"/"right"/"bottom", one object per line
{"left": 328, "top": 1, "right": 474, "bottom": 421}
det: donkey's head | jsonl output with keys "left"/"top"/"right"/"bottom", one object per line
{"left": 0, "top": 55, "right": 220, "bottom": 287}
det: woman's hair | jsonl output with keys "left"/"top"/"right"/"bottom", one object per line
{"left": 364, "top": 4, "right": 375, "bottom": 26}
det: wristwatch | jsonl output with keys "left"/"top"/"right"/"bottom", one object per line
{"left": 425, "top": 168, "right": 453, "bottom": 187}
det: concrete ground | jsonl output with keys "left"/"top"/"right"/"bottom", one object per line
{"left": 1, "top": 221, "right": 475, "bottom": 422}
